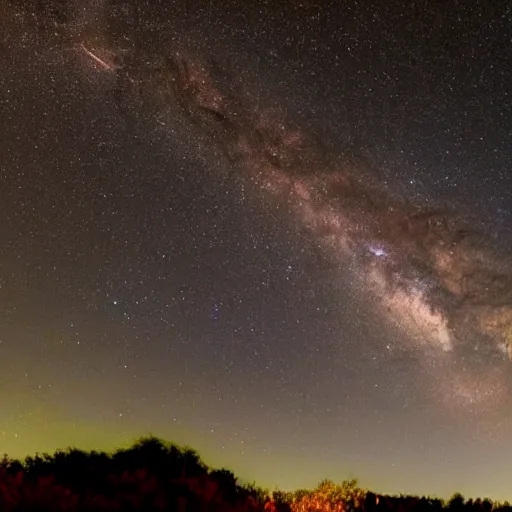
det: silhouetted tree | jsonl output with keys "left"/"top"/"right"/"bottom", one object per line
{"left": 2, "top": 433, "right": 512, "bottom": 512}
{"left": 210, "top": 468, "right": 238, "bottom": 503}
{"left": 483, "top": 499, "right": 493, "bottom": 512}
{"left": 448, "top": 493, "right": 466, "bottom": 512}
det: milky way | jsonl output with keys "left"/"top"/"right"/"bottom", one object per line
{"left": 18, "top": 0, "right": 511, "bottom": 412}
{"left": 46, "top": 3, "right": 512, "bottom": 413}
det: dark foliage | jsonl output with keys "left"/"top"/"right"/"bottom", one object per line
{"left": 0, "top": 437, "right": 509, "bottom": 512}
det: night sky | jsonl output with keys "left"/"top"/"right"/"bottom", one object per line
{"left": 1, "top": 0, "right": 512, "bottom": 501}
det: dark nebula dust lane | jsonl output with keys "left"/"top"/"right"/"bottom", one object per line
{"left": 2, "top": 0, "right": 512, "bottom": 501}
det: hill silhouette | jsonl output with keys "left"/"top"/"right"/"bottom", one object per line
{"left": 0, "top": 436, "right": 509, "bottom": 511}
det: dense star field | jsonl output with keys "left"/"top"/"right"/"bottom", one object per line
{"left": 1, "top": 0, "right": 512, "bottom": 501}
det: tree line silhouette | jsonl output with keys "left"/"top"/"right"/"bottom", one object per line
{"left": 0, "top": 436, "right": 509, "bottom": 512}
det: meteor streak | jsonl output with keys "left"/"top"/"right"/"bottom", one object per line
{"left": 79, "top": 44, "right": 115, "bottom": 72}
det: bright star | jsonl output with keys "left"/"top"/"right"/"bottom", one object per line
{"left": 369, "top": 246, "right": 387, "bottom": 257}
